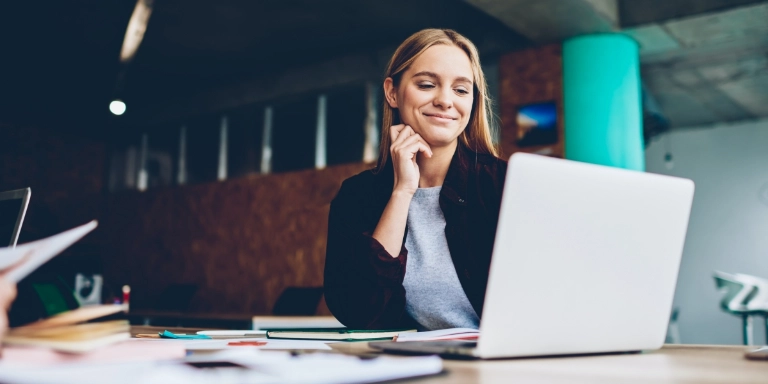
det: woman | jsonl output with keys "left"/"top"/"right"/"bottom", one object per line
{"left": 324, "top": 29, "right": 506, "bottom": 330}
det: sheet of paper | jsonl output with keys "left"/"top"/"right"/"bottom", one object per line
{"left": 182, "top": 337, "right": 332, "bottom": 351}
{"left": 0, "top": 349, "right": 442, "bottom": 384}
{"left": 0, "top": 220, "right": 98, "bottom": 282}
{"left": 187, "top": 349, "right": 443, "bottom": 383}
{"left": 1, "top": 339, "right": 186, "bottom": 366}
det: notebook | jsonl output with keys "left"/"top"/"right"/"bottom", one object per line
{"left": 265, "top": 328, "right": 416, "bottom": 341}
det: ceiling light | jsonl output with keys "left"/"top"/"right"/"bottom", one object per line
{"left": 120, "top": 0, "right": 154, "bottom": 63}
{"left": 110, "top": 100, "right": 126, "bottom": 115}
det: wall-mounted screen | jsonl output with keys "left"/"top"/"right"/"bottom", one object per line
{"left": 516, "top": 102, "right": 558, "bottom": 147}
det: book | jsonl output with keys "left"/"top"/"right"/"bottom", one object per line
{"left": 3, "top": 331, "right": 131, "bottom": 353}
{"left": 0, "top": 221, "right": 128, "bottom": 354}
{"left": 393, "top": 327, "right": 479, "bottom": 342}
{"left": 252, "top": 315, "right": 343, "bottom": 330}
{"left": 5, "top": 304, "right": 130, "bottom": 353}
{"left": 265, "top": 328, "right": 417, "bottom": 341}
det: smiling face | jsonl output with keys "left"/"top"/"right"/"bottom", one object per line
{"left": 384, "top": 44, "right": 475, "bottom": 149}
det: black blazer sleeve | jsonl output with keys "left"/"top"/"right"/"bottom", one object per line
{"left": 323, "top": 176, "right": 415, "bottom": 329}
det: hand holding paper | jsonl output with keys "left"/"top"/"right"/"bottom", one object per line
{"left": 0, "top": 220, "right": 98, "bottom": 283}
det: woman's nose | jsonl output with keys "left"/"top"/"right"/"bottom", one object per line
{"left": 433, "top": 87, "right": 453, "bottom": 109}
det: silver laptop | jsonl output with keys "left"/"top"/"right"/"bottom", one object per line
{"left": 0, "top": 188, "right": 31, "bottom": 248}
{"left": 370, "top": 153, "right": 694, "bottom": 359}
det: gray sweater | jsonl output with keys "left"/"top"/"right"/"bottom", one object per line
{"left": 402, "top": 187, "right": 480, "bottom": 331}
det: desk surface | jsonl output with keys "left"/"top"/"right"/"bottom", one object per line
{"left": 131, "top": 326, "right": 768, "bottom": 384}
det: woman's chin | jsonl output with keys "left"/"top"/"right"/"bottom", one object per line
{"left": 422, "top": 135, "right": 460, "bottom": 150}
{"left": 409, "top": 125, "right": 463, "bottom": 149}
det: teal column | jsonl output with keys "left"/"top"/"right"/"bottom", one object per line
{"left": 563, "top": 34, "right": 644, "bottom": 171}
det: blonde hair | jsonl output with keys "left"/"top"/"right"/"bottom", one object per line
{"left": 376, "top": 28, "right": 499, "bottom": 171}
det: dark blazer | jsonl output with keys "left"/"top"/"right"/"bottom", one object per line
{"left": 324, "top": 143, "right": 508, "bottom": 329}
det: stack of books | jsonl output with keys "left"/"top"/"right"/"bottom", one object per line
{"left": 5, "top": 304, "right": 130, "bottom": 353}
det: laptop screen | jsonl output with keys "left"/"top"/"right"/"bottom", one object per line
{"left": 0, "top": 189, "right": 30, "bottom": 247}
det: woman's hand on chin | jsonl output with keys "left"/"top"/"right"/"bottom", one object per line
{"left": 390, "top": 124, "right": 432, "bottom": 196}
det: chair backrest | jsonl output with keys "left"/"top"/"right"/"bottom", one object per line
{"left": 272, "top": 287, "right": 323, "bottom": 316}
{"left": 713, "top": 271, "right": 757, "bottom": 312}
{"left": 733, "top": 273, "right": 768, "bottom": 311}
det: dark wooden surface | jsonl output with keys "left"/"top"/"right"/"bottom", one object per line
{"left": 128, "top": 310, "right": 254, "bottom": 329}
{"left": 102, "top": 162, "right": 372, "bottom": 316}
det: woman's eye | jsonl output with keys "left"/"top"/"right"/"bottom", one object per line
{"left": 455, "top": 88, "right": 469, "bottom": 95}
{"left": 417, "top": 83, "right": 435, "bottom": 89}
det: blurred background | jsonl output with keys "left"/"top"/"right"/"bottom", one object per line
{"left": 1, "top": 0, "right": 767, "bottom": 345}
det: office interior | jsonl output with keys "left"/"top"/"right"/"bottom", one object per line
{"left": 1, "top": 0, "right": 767, "bottom": 361}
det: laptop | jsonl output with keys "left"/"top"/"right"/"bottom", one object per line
{"left": 0, "top": 188, "right": 31, "bottom": 248}
{"left": 370, "top": 153, "right": 694, "bottom": 359}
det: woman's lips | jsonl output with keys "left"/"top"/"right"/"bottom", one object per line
{"left": 423, "top": 113, "right": 457, "bottom": 123}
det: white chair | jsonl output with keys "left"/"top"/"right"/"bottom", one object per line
{"left": 713, "top": 271, "right": 768, "bottom": 345}
{"left": 734, "top": 273, "right": 768, "bottom": 344}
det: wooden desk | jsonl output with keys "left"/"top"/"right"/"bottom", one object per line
{"left": 331, "top": 342, "right": 768, "bottom": 383}
{"left": 131, "top": 327, "right": 768, "bottom": 383}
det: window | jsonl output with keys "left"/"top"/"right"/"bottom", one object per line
{"left": 271, "top": 96, "right": 316, "bottom": 173}
{"left": 107, "top": 81, "right": 380, "bottom": 191}
{"left": 227, "top": 105, "right": 264, "bottom": 178}
{"left": 185, "top": 114, "right": 220, "bottom": 184}
{"left": 326, "top": 85, "right": 367, "bottom": 166}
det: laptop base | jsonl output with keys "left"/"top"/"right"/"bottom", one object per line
{"left": 369, "top": 341, "right": 479, "bottom": 359}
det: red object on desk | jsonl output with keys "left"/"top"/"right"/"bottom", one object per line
{"left": 228, "top": 341, "right": 268, "bottom": 346}
{"left": 122, "top": 285, "right": 131, "bottom": 307}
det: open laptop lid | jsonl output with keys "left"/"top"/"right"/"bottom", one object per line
{"left": 0, "top": 188, "right": 31, "bottom": 247}
{"left": 477, "top": 153, "right": 694, "bottom": 358}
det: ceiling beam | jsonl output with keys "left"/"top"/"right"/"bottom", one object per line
{"left": 463, "top": 0, "right": 618, "bottom": 43}
{"left": 619, "top": 0, "right": 766, "bottom": 28}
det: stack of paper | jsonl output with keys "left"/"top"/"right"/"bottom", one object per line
{"left": 4, "top": 305, "right": 130, "bottom": 353}
{"left": 394, "top": 328, "right": 480, "bottom": 342}
{"left": 266, "top": 328, "right": 416, "bottom": 341}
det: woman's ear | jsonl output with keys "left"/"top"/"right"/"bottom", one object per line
{"left": 383, "top": 77, "right": 398, "bottom": 108}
